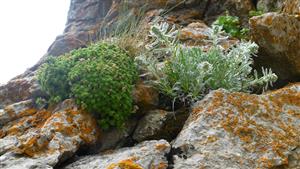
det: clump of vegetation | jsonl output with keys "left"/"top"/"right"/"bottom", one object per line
{"left": 38, "top": 43, "right": 138, "bottom": 129}
{"left": 138, "top": 22, "right": 277, "bottom": 103}
{"left": 249, "top": 10, "right": 264, "bottom": 17}
{"left": 98, "top": 1, "right": 147, "bottom": 58}
{"left": 213, "top": 13, "right": 249, "bottom": 39}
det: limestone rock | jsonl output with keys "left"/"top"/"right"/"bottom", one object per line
{"left": 0, "top": 99, "right": 100, "bottom": 169}
{"left": 250, "top": 12, "right": 300, "bottom": 85}
{"left": 63, "top": 139, "right": 170, "bottom": 169}
{"left": 133, "top": 109, "right": 188, "bottom": 142}
{"left": 172, "top": 83, "right": 300, "bottom": 169}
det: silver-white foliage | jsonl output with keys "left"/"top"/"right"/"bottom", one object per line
{"left": 138, "top": 22, "right": 278, "bottom": 102}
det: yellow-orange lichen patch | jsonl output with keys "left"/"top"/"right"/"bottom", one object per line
{"left": 155, "top": 143, "right": 169, "bottom": 151}
{"left": 107, "top": 159, "right": 143, "bottom": 169}
{"left": 192, "top": 84, "right": 300, "bottom": 167}
{"left": 16, "top": 134, "right": 53, "bottom": 157}
{"left": 156, "top": 162, "right": 168, "bottom": 169}
{"left": 4, "top": 107, "right": 16, "bottom": 118}
{"left": 17, "top": 108, "right": 37, "bottom": 118}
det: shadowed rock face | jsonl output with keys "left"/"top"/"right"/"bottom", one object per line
{"left": 250, "top": 0, "right": 300, "bottom": 86}
{"left": 172, "top": 83, "right": 300, "bottom": 169}
{"left": 257, "top": 0, "right": 284, "bottom": 12}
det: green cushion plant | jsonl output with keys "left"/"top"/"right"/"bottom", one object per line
{"left": 38, "top": 43, "right": 138, "bottom": 129}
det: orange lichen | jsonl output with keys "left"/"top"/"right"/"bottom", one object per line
{"left": 18, "top": 108, "right": 37, "bottom": 118}
{"left": 4, "top": 108, "right": 16, "bottom": 118}
{"left": 157, "top": 162, "right": 168, "bottom": 169}
{"left": 107, "top": 159, "right": 143, "bottom": 169}
{"left": 155, "top": 143, "right": 169, "bottom": 151}
{"left": 192, "top": 84, "right": 300, "bottom": 167}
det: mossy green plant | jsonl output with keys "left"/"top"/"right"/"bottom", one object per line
{"left": 38, "top": 43, "right": 138, "bottom": 129}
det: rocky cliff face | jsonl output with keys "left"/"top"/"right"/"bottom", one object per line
{"left": 0, "top": 0, "right": 299, "bottom": 169}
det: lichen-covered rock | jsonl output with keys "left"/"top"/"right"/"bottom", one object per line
{"left": 179, "top": 22, "right": 212, "bottom": 46}
{"left": 0, "top": 100, "right": 33, "bottom": 126}
{"left": 0, "top": 99, "right": 100, "bottom": 169}
{"left": 63, "top": 139, "right": 170, "bottom": 169}
{"left": 133, "top": 109, "right": 188, "bottom": 142}
{"left": 179, "top": 22, "right": 238, "bottom": 49}
{"left": 172, "top": 83, "right": 300, "bottom": 169}
{"left": 250, "top": 12, "right": 300, "bottom": 85}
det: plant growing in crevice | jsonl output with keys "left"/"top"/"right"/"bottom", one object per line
{"left": 38, "top": 43, "right": 138, "bottom": 129}
{"left": 249, "top": 10, "right": 264, "bottom": 17}
{"left": 138, "top": 22, "right": 277, "bottom": 103}
{"left": 213, "top": 13, "right": 249, "bottom": 39}
{"left": 98, "top": 1, "right": 148, "bottom": 58}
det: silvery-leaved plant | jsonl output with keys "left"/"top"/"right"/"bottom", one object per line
{"left": 140, "top": 22, "right": 277, "bottom": 103}
{"left": 146, "top": 22, "right": 178, "bottom": 51}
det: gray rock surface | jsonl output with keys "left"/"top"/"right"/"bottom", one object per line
{"left": 172, "top": 83, "right": 300, "bottom": 169}
{"left": 250, "top": 11, "right": 300, "bottom": 85}
{"left": 63, "top": 139, "right": 170, "bottom": 169}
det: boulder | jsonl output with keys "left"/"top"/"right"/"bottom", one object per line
{"left": 0, "top": 99, "right": 100, "bottom": 169}
{"left": 250, "top": 11, "right": 300, "bottom": 85}
{"left": 172, "top": 83, "right": 300, "bottom": 169}
{"left": 63, "top": 139, "right": 170, "bottom": 169}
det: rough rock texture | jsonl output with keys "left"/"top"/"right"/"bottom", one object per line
{"left": 97, "top": 118, "right": 138, "bottom": 152}
{"left": 63, "top": 139, "right": 170, "bottom": 169}
{"left": 250, "top": 9, "right": 300, "bottom": 85}
{"left": 133, "top": 81, "right": 159, "bottom": 112}
{"left": 0, "top": 100, "right": 100, "bottom": 169}
{"left": 283, "top": 0, "right": 300, "bottom": 14}
{"left": 257, "top": 0, "right": 284, "bottom": 12}
{"left": 180, "top": 22, "right": 238, "bottom": 50}
{"left": 172, "top": 83, "right": 300, "bottom": 169}
{"left": 47, "top": 0, "right": 113, "bottom": 57}
{"left": 0, "top": 74, "right": 41, "bottom": 109}
{"left": 133, "top": 109, "right": 188, "bottom": 142}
